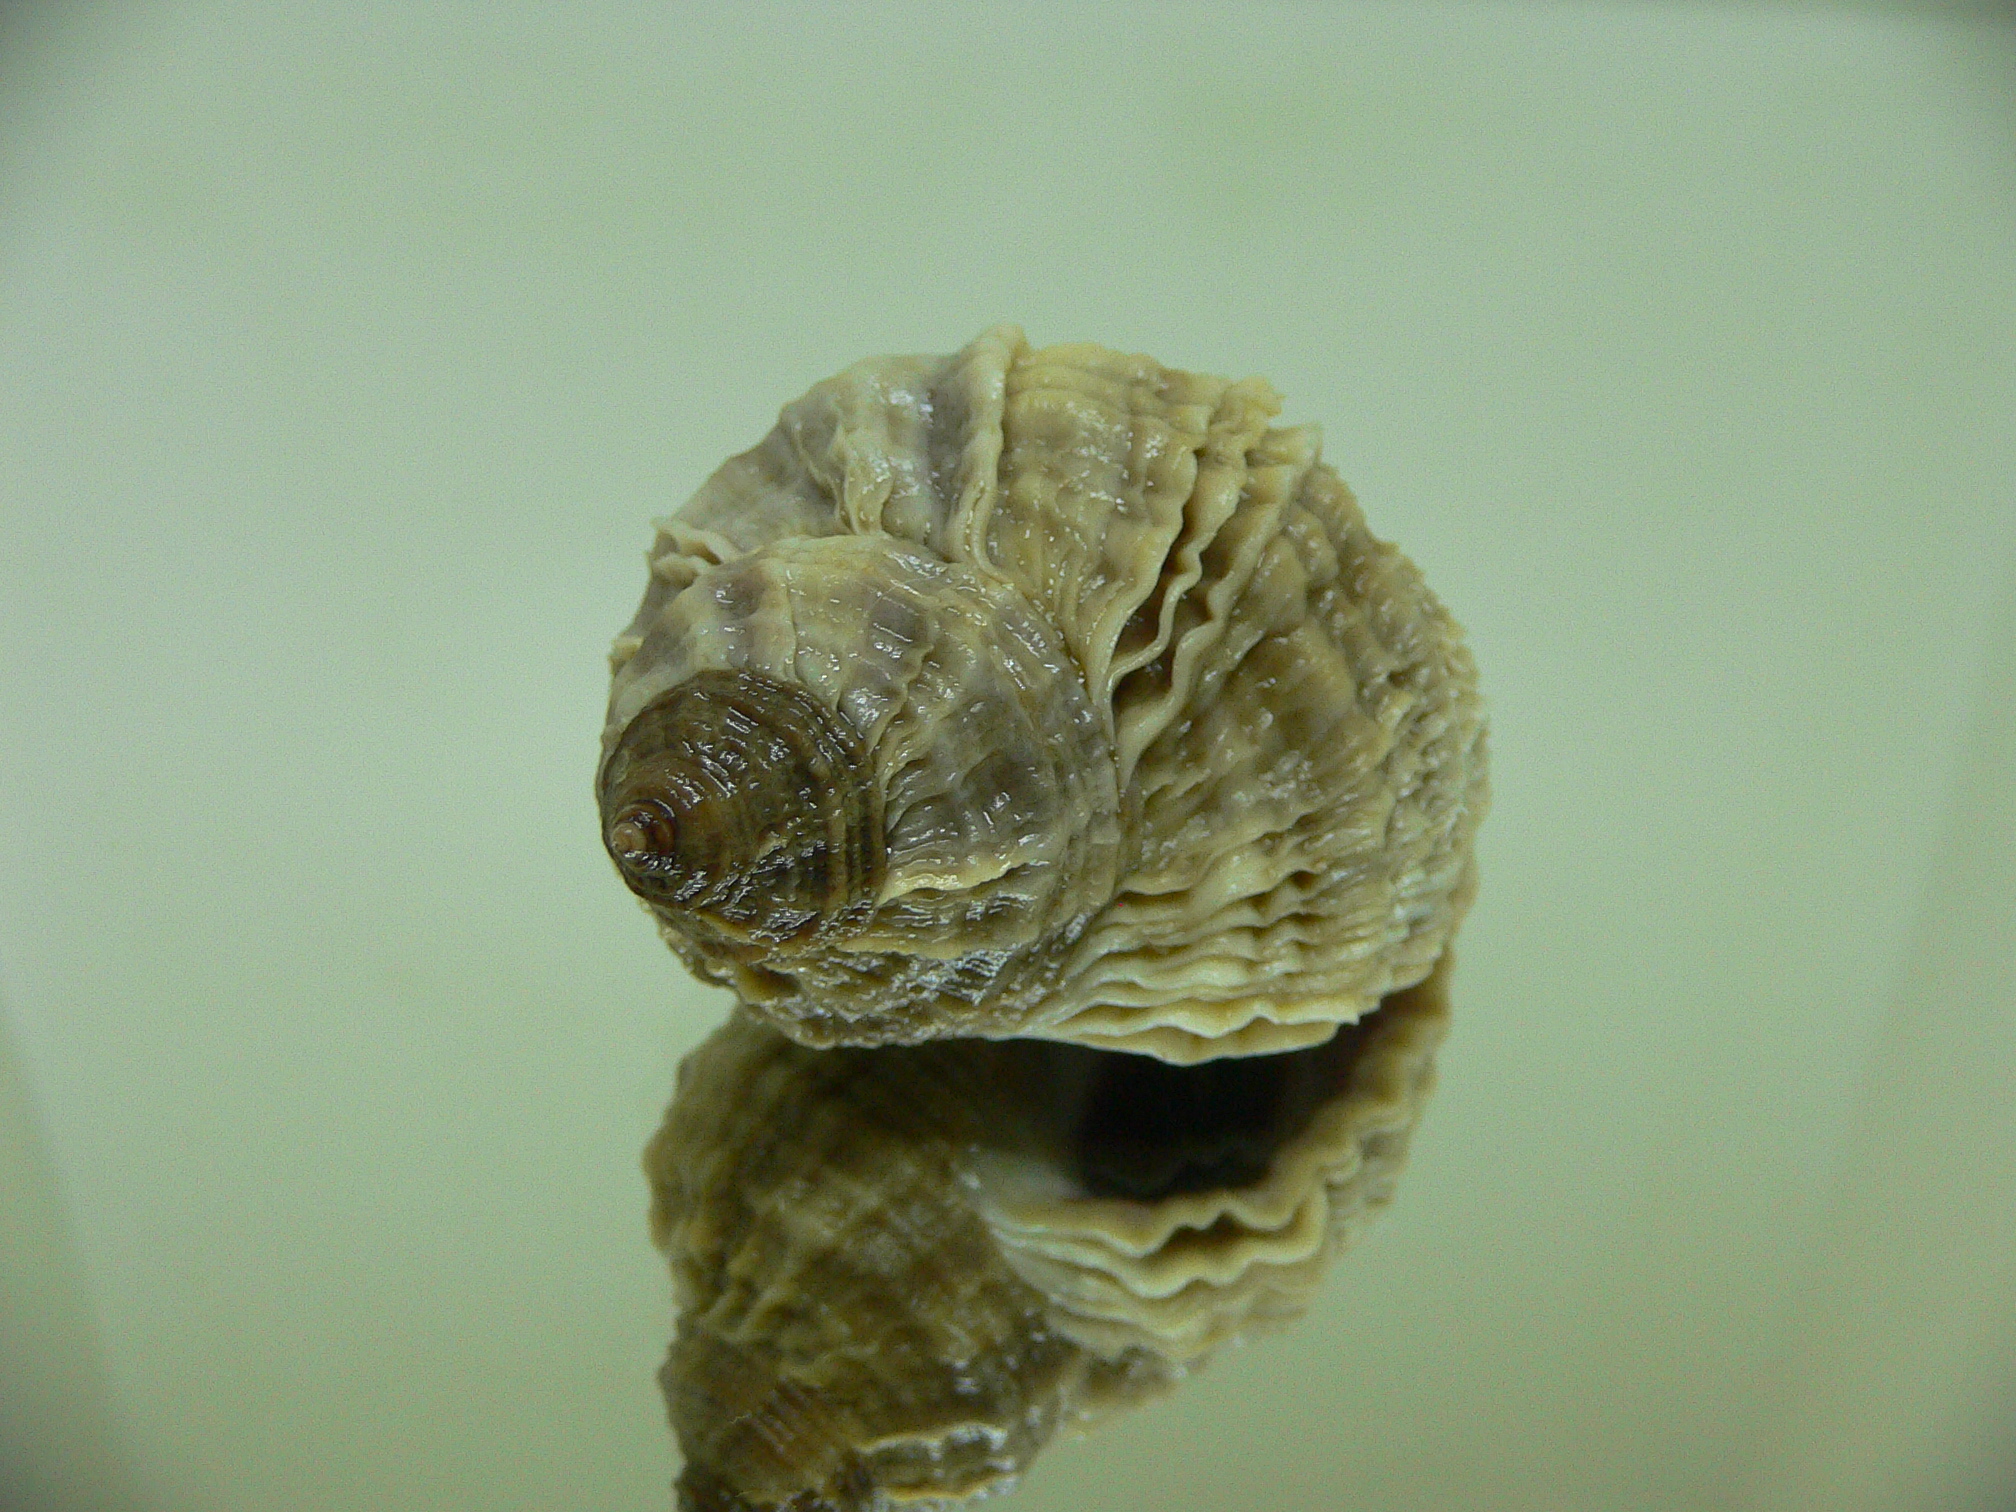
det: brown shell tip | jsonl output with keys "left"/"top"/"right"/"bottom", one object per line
{"left": 598, "top": 670, "right": 884, "bottom": 945}
{"left": 608, "top": 799, "right": 676, "bottom": 866}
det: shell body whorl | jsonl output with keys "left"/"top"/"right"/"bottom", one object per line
{"left": 603, "top": 326, "right": 1486, "bottom": 1060}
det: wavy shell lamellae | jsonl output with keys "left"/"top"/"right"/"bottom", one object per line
{"left": 600, "top": 326, "right": 1488, "bottom": 1064}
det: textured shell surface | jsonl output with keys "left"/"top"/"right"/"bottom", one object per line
{"left": 646, "top": 960, "right": 1450, "bottom": 1512}
{"left": 601, "top": 325, "right": 1487, "bottom": 1061}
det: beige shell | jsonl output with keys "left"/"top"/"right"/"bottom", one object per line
{"left": 601, "top": 327, "right": 1486, "bottom": 1062}
{"left": 647, "top": 960, "right": 1450, "bottom": 1511}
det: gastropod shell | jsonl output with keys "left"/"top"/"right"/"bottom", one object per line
{"left": 600, "top": 327, "right": 1486, "bottom": 1062}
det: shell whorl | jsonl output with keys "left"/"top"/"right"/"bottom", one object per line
{"left": 603, "top": 531, "right": 1123, "bottom": 1040}
{"left": 604, "top": 326, "right": 1487, "bottom": 1061}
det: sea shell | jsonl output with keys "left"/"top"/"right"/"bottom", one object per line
{"left": 600, "top": 327, "right": 1486, "bottom": 1063}
{"left": 647, "top": 959, "right": 1450, "bottom": 1511}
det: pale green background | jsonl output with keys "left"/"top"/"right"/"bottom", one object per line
{"left": 2, "top": 4, "right": 2013, "bottom": 1510}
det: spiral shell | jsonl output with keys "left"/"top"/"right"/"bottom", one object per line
{"left": 646, "top": 960, "right": 1450, "bottom": 1511}
{"left": 601, "top": 327, "right": 1486, "bottom": 1062}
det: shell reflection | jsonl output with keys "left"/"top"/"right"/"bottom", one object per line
{"left": 646, "top": 960, "right": 1450, "bottom": 1510}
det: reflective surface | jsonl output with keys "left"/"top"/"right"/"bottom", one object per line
{"left": 649, "top": 969, "right": 1445, "bottom": 1509}
{"left": 3, "top": 5, "right": 2014, "bottom": 1511}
